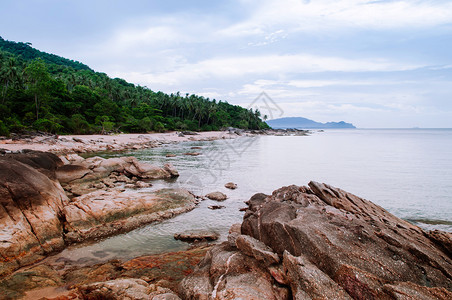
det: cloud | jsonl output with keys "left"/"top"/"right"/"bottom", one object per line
{"left": 116, "top": 53, "right": 422, "bottom": 90}
{"left": 222, "top": 0, "right": 452, "bottom": 38}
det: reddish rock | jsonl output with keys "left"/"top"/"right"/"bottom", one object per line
{"left": 63, "top": 188, "right": 197, "bottom": 243}
{"left": 0, "top": 156, "right": 69, "bottom": 277}
{"left": 181, "top": 182, "right": 452, "bottom": 299}
{"left": 183, "top": 152, "right": 201, "bottom": 156}
{"left": 79, "top": 278, "right": 152, "bottom": 300}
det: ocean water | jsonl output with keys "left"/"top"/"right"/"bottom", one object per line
{"left": 55, "top": 129, "right": 452, "bottom": 264}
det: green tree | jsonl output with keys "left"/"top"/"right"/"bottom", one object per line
{"left": 24, "top": 58, "right": 51, "bottom": 120}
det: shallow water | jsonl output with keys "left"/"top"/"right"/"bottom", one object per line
{"left": 56, "top": 129, "right": 452, "bottom": 265}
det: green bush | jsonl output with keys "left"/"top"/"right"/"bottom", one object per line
{"left": 0, "top": 120, "right": 10, "bottom": 137}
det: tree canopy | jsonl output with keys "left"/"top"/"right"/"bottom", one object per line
{"left": 0, "top": 37, "right": 269, "bottom": 136}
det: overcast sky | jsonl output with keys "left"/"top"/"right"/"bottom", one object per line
{"left": 1, "top": 0, "right": 452, "bottom": 128}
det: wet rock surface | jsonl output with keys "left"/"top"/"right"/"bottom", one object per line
{"left": 0, "top": 245, "right": 211, "bottom": 299}
{"left": 224, "top": 182, "right": 237, "bottom": 189}
{"left": 0, "top": 151, "right": 188, "bottom": 278}
{"left": 64, "top": 188, "right": 197, "bottom": 243}
{"left": 181, "top": 182, "right": 452, "bottom": 299}
{"left": 174, "top": 230, "right": 219, "bottom": 243}
{"left": 205, "top": 191, "right": 227, "bottom": 201}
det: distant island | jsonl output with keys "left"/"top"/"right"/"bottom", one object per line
{"left": 266, "top": 117, "right": 356, "bottom": 129}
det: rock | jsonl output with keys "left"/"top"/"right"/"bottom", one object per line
{"left": 183, "top": 152, "right": 201, "bottom": 156}
{"left": 56, "top": 164, "right": 91, "bottom": 183}
{"left": 182, "top": 131, "right": 199, "bottom": 135}
{"left": 208, "top": 205, "right": 225, "bottom": 210}
{"left": 190, "top": 146, "right": 202, "bottom": 149}
{"left": 62, "top": 156, "right": 178, "bottom": 196}
{"left": 181, "top": 182, "right": 452, "bottom": 298}
{"left": 79, "top": 278, "right": 151, "bottom": 300}
{"left": 163, "top": 163, "right": 179, "bottom": 177}
{"left": 63, "top": 188, "right": 197, "bottom": 243}
{"left": 283, "top": 251, "right": 351, "bottom": 299}
{"left": 179, "top": 242, "right": 289, "bottom": 300}
{"left": 72, "top": 137, "right": 85, "bottom": 143}
{"left": 165, "top": 154, "right": 176, "bottom": 157}
{"left": 149, "top": 287, "right": 181, "bottom": 300}
{"left": 0, "top": 264, "right": 64, "bottom": 299}
{"left": 174, "top": 230, "right": 219, "bottom": 242}
{"left": 224, "top": 182, "right": 237, "bottom": 189}
{"left": 205, "top": 191, "right": 227, "bottom": 201}
{"left": 4, "top": 150, "right": 63, "bottom": 179}
{"left": 0, "top": 156, "right": 68, "bottom": 277}
{"left": 134, "top": 181, "right": 153, "bottom": 188}
{"left": 235, "top": 234, "right": 280, "bottom": 266}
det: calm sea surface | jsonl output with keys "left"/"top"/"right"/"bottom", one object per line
{"left": 56, "top": 129, "right": 452, "bottom": 264}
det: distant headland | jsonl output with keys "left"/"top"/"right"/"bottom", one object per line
{"left": 266, "top": 117, "right": 356, "bottom": 129}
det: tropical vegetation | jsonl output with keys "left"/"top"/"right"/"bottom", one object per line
{"left": 0, "top": 36, "right": 269, "bottom": 137}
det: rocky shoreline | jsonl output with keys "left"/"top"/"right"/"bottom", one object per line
{"left": 0, "top": 129, "right": 310, "bottom": 155}
{"left": 1, "top": 132, "right": 450, "bottom": 299}
{"left": 0, "top": 150, "right": 198, "bottom": 279}
{"left": 1, "top": 169, "right": 450, "bottom": 299}
{"left": 180, "top": 182, "right": 452, "bottom": 299}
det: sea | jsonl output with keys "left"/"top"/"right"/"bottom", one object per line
{"left": 54, "top": 129, "right": 452, "bottom": 265}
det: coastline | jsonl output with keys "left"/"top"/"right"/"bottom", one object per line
{"left": 0, "top": 131, "right": 239, "bottom": 154}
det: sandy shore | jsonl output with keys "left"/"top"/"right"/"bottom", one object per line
{"left": 0, "top": 131, "right": 238, "bottom": 154}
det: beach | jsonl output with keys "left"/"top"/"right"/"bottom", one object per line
{"left": 0, "top": 131, "right": 238, "bottom": 154}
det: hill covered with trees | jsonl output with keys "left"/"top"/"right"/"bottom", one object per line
{"left": 0, "top": 37, "right": 269, "bottom": 136}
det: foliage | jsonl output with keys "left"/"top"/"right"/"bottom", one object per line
{"left": 0, "top": 37, "right": 269, "bottom": 136}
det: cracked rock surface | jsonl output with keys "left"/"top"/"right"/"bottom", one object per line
{"left": 0, "top": 151, "right": 189, "bottom": 277}
{"left": 180, "top": 182, "right": 452, "bottom": 299}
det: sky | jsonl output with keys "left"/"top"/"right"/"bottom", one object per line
{"left": 1, "top": 0, "right": 452, "bottom": 128}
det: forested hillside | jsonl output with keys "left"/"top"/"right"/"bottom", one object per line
{"left": 0, "top": 37, "right": 269, "bottom": 136}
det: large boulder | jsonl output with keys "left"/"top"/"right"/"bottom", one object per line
{"left": 63, "top": 188, "right": 197, "bottom": 243}
{"left": 181, "top": 182, "right": 452, "bottom": 299}
{"left": 0, "top": 155, "right": 69, "bottom": 277}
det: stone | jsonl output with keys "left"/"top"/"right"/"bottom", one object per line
{"left": 181, "top": 182, "right": 452, "bottom": 298}
{"left": 174, "top": 230, "right": 219, "bottom": 242}
{"left": 56, "top": 164, "right": 91, "bottom": 183}
{"left": 224, "top": 182, "right": 237, "bottom": 189}
{"left": 183, "top": 152, "right": 201, "bottom": 156}
{"left": 0, "top": 264, "right": 64, "bottom": 299}
{"left": 79, "top": 278, "right": 151, "bottom": 300}
{"left": 205, "top": 191, "right": 227, "bottom": 201}
{"left": 63, "top": 188, "right": 197, "bottom": 243}
{"left": 235, "top": 234, "right": 280, "bottom": 266}
{"left": 179, "top": 242, "right": 289, "bottom": 300}
{"left": 208, "top": 205, "right": 225, "bottom": 210}
{"left": 0, "top": 156, "right": 68, "bottom": 277}
{"left": 165, "top": 154, "right": 176, "bottom": 157}
{"left": 163, "top": 163, "right": 179, "bottom": 177}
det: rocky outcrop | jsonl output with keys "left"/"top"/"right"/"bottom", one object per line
{"left": 181, "top": 182, "right": 452, "bottom": 299}
{"left": 57, "top": 155, "right": 179, "bottom": 198}
{"left": 0, "top": 153, "right": 68, "bottom": 277}
{"left": 79, "top": 279, "right": 156, "bottom": 300}
{"left": 1, "top": 245, "right": 211, "bottom": 299}
{"left": 0, "top": 151, "right": 187, "bottom": 277}
{"left": 64, "top": 188, "right": 197, "bottom": 243}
